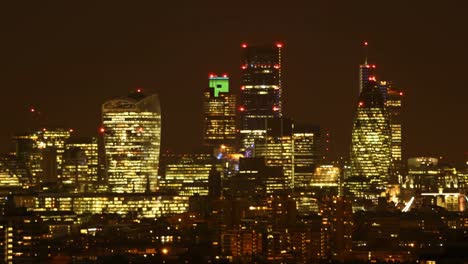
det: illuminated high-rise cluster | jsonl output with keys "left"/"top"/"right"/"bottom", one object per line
{"left": 102, "top": 90, "right": 161, "bottom": 193}
{"left": 239, "top": 43, "right": 283, "bottom": 152}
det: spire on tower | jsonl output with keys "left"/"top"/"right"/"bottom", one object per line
{"left": 363, "top": 41, "right": 369, "bottom": 64}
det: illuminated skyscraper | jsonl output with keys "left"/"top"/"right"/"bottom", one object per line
{"left": 384, "top": 82, "right": 403, "bottom": 182}
{"left": 293, "top": 124, "right": 321, "bottom": 189}
{"left": 254, "top": 118, "right": 294, "bottom": 188}
{"left": 349, "top": 77, "right": 392, "bottom": 199}
{"left": 102, "top": 90, "right": 161, "bottom": 193}
{"left": 359, "top": 63, "right": 376, "bottom": 96}
{"left": 239, "top": 43, "right": 283, "bottom": 151}
{"left": 359, "top": 42, "right": 377, "bottom": 96}
{"left": 13, "top": 128, "right": 72, "bottom": 186}
{"left": 36, "top": 129, "right": 72, "bottom": 180}
{"left": 203, "top": 74, "right": 236, "bottom": 151}
{"left": 62, "top": 137, "right": 99, "bottom": 192}
{"left": 252, "top": 119, "right": 322, "bottom": 190}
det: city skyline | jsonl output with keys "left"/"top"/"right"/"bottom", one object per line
{"left": 1, "top": 1, "right": 467, "bottom": 166}
{"left": 1, "top": 2, "right": 468, "bottom": 262}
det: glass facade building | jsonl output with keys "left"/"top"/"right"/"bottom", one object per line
{"left": 255, "top": 135, "right": 294, "bottom": 188}
{"left": 384, "top": 82, "right": 403, "bottom": 182}
{"left": 253, "top": 118, "right": 294, "bottom": 188}
{"left": 359, "top": 64, "right": 376, "bottom": 96}
{"left": 159, "top": 154, "right": 213, "bottom": 197}
{"left": 13, "top": 128, "right": 72, "bottom": 185}
{"left": 14, "top": 193, "right": 188, "bottom": 218}
{"left": 349, "top": 77, "right": 391, "bottom": 199}
{"left": 239, "top": 43, "right": 283, "bottom": 151}
{"left": 102, "top": 91, "right": 161, "bottom": 193}
{"left": 292, "top": 124, "right": 321, "bottom": 189}
{"left": 203, "top": 75, "right": 237, "bottom": 150}
{"left": 62, "top": 137, "right": 99, "bottom": 192}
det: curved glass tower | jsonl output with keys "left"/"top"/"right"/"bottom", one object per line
{"left": 349, "top": 77, "right": 391, "bottom": 199}
{"left": 102, "top": 91, "right": 161, "bottom": 193}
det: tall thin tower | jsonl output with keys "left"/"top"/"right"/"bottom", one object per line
{"left": 239, "top": 43, "right": 283, "bottom": 152}
{"left": 359, "top": 42, "right": 377, "bottom": 95}
{"left": 385, "top": 82, "right": 403, "bottom": 183}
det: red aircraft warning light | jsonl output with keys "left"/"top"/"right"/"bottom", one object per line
{"left": 276, "top": 42, "right": 283, "bottom": 48}
{"left": 239, "top": 106, "right": 245, "bottom": 112}
{"left": 241, "top": 43, "right": 248, "bottom": 48}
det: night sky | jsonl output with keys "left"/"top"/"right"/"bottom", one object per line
{"left": 1, "top": 1, "right": 467, "bottom": 166}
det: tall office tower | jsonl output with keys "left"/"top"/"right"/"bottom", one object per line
{"left": 349, "top": 77, "right": 391, "bottom": 200}
{"left": 38, "top": 128, "right": 71, "bottom": 172}
{"left": 384, "top": 82, "right": 403, "bottom": 183}
{"left": 293, "top": 124, "right": 321, "bottom": 189}
{"left": 203, "top": 74, "right": 237, "bottom": 152}
{"left": 13, "top": 128, "right": 71, "bottom": 185}
{"left": 359, "top": 42, "right": 376, "bottom": 95}
{"left": 359, "top": 64, "right": 377, "bottom": 95}
{"left": 102, "top": 90, "right": 161, "bottom": 193}
{"left": 62, "top": 137, "right": 99, "bottom": 192}
{"left": 239, "top": 43, "right": 283, "bottom": 151}
{"left": 254, "top": 118, "right": 294, "bottom": 188}
{"left": 13, "top": 133, "right": 42, "bottom": 186}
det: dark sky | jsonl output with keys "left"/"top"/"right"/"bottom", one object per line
{"left": 1, "top": 1, "right": 467, "bottom": 166}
